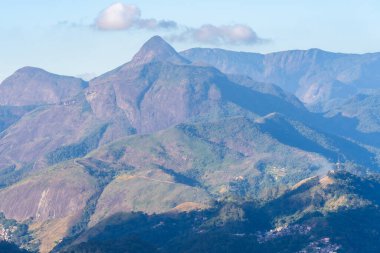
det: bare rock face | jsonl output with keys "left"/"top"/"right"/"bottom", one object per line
{"left": 0, "top": 67, "right": 88, "bottom": 106}
{"left": 0, "top": 163, "right": 97, "bottom": 253}
{"left": 0, "top": 163, "right": 96, "bottom": 222}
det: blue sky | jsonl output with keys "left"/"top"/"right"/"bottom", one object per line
{"left": 1, "top": 0, "right": 379, "bottom": 81}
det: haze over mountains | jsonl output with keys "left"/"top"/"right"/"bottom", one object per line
{"left": 1, "top": 36, "right": 380, "bottom": 253}
{"left": 182, "top": 48, "right": 380, "bottom": 113}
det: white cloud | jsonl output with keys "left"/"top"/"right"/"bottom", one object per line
{"left": 170, "top": 24, "right": 263, "bottom": 45}
{"left": 95, "top": 2, "right": 265, "bottom": 45}
{"left": 95, "top": 3, "right": 177, "bottom": 31}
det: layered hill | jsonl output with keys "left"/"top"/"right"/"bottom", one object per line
{"left": 0, "top": 36, "right": 379, "bottom": 253}
{"left": 181, "top": 48, "right": 380, "bottom": 111}
{"left": 62, "top": 171, "right": 380, "bottom": 253}
{"left": 2, "top": 114, "right": 377, "bottom": 252}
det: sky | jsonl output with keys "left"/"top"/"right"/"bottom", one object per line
{"left": 1, "top": 0, "right": 379, "bottom": 82}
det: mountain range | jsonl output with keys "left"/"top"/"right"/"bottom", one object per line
{"left": 0, "top": 36, "right": 380, "bottom": 253}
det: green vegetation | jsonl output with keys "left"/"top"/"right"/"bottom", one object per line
{"left": 59, "top": 171, "right": 380, "bottom": 253}
{"left": 0, "top": 105, "right": 35, "bottom": 133}
{"left": 46, "top": 124, "right": 108, "bottom": 165}
{"left": 0, "top": 213, "right": 33, "bottom": 250}
{"left": 0, "top": 164, "right": 33, "bottom": 189}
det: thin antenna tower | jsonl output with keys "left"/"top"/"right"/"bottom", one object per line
{"left": 336, "top": 154, "right": 344, "bottom": 171}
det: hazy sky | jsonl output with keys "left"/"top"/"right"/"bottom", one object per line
{"left": 1, "top": 0, "right": 379, "bottom": 81}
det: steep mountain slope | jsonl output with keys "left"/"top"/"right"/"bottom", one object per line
{"left": 0, "top": 68, "right": 112, "bottom": 189}
{"left": 88, "top": 36, "right": 307, "bottom": 134}
{"left": 0, "top": 36, "right": 379, "bottom": 253}
{"left": 0, "top": 37, "right": 306, "bottom": 184}
{"left": 0, "top": 36, "right": 313, "bottom": 187}
{"left": 0, "top": 95, "right": 106, "bottom": 182}
{"left": 181, "top": 48, "right": 380, "bottom": 111}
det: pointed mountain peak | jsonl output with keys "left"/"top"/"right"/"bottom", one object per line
{"left": 143, "top": 35, "right": 170, "bottom": 48}
{"left": 131, "top": 35, "right": 190, "bottom": 65}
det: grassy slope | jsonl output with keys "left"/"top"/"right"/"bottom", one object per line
{"left": 80, "top": 114, "right": 377, "bottom": 226}
{"left": 1, "top": 113, "right": 377, "bottom": 252}
{"left": 63, "top": 171, "right": 380, "bottom": 253}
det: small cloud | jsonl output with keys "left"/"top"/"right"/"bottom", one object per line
{"left": 170, "top": 24, "right": 265, "bottom": 46}
{"left": 137, "top": 19, "right": 178, "bottom": 30}
{"left": 94, "top": 2, "right": 267, "bottom": 46}
{"left": 95, "top": 2, "right": 177, "bottom": 31}
{"left": 56, "top": 20, "right": 85, "bottom": 29}
{"left": 157, "top": 20, "right": 178, "bottom": 29}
